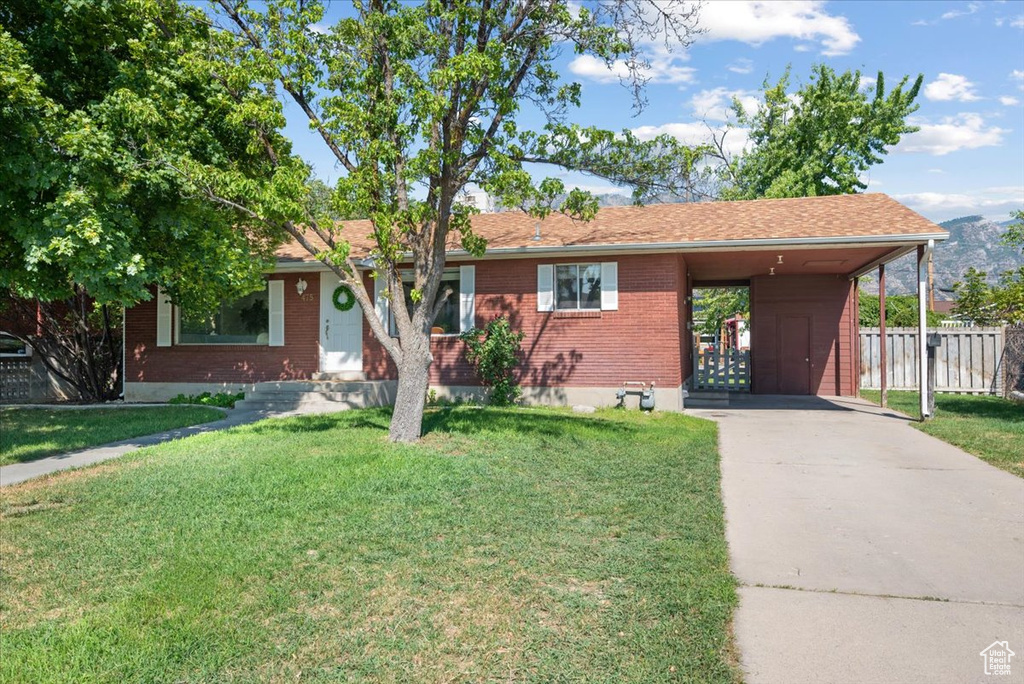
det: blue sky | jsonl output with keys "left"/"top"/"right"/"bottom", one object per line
{"left": 284, "top": 0, "right": 1024, "bottom": 224}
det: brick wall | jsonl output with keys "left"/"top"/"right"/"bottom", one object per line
{"left": 127, "top": 256, "right": 688, "bottom": 390}
{"left": 126, "top": 273, "right": 320, "bottom": 384}
{"left": 365, "top": 253, "right": 686, "bottom": 388}
{"left": 750, "top": 274, "right": 857, "bottom": 396}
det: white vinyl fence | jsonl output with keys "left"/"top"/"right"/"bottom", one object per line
{"left": 859, "top": 327, "right": 1004, "bottom": 394}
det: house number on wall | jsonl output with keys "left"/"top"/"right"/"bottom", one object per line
{"left": 301, "top": 294, "right": 315, "bottom": 303}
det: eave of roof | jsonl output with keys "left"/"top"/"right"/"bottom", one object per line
{"left": 272, "top": 193, "right": 948, "bottom": 269}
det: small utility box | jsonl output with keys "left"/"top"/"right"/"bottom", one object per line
{"left": 925, "top": 333, "right": 942, "bottom": 419}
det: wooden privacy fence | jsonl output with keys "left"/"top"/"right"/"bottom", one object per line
{"left": 693, "top": 346, "right": 750, "bottom": 390}
{"left": 859, "top": 327, "right": 1004, "bottom": 394}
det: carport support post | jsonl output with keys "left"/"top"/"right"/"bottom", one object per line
{"left": 879, "top": 264, "right": 887, "bottom": 408}
{"left": 917, "top": 241, "right": 934, "bottom": 420}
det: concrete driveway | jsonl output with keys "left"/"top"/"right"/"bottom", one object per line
{"left": 690, "top": 395, "right": 1024, "bottom": 684}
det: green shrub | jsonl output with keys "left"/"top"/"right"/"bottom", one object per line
{"left": 460, "top": 316, "right": 525, "bottom": 406}
{"left": 168, "top": 391, "right": 244, "bottom": 408}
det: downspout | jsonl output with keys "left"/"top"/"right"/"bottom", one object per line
{"left": 917, "top": 240, "right": 934, "bottom": 419}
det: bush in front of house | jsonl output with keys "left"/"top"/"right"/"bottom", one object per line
{"left": 460, "top": 315, "right": 525, "bottom": 407}
{"left": 168, "top": 391, "right": 244, "bottom": 409}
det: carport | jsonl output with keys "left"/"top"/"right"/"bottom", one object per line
{"left": 679, "top": 196, "right": 946, "bottom": 416}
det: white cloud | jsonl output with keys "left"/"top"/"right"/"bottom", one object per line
{"left": 698, "top": 1, "right": 860, "bottom": 56}
{"left": 927, "top": 168, "right": 945, "bottom": 174}
{"left": 859, "top": 75, "right": 877, "bottom": 93}
{"left": 632, "top": 122, "right": 751, "bottom": 158}
{"left": 1012, "top": 14, "right": 1024, "bottom": 28}
{"left": 899, "top": 113, "right": 1008, "bottom": 155}
{"left": 1013, "top": 70, "right": 1024, "bottom": 91}
{"left": 924, "top": 73, "right": 981, "bottom": 101}
{"left": 1000, "top": 95, "right": 1021, "bottom": 106}
{"left": 940, "top": 2, "right": 981, "bottom": 20}
{"left": 567, "top": 53, "right": 696, "bottom": 85}
{"left": 916, "top": 2, "right": 981, "bottom": 25}
{"left": 689, "top": 88, "right": 762, "bottom": 122}
{"left": 894, "top": 187, "right": 1024, "bottom": 222}
{"left": 565, "top": 183, "right": 630, "bottom": 197}
{"left": 728, "top": 58, "right": 754, "bottom": 75}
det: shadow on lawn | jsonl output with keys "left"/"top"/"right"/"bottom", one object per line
{"left": 936, "top": 395, "right": 1024, "bottom": 423}
{"left": 236, "top": 406, "right": 638, "bottom": 441}
{"left": 421, "top": 406, "right": 638, "bottom": 439}
{"left": 242, "top": 411, "right": 392, "bottom": 435}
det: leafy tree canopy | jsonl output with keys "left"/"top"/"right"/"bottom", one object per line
{"left": 858, "top": 292, "right": 943, "bottom": 328}
{"left": 718, "top": 64, "right": 923, "bottom": 200}
{"left": 693, "top": 288, "right": 749, "bottom": 336}
{"left": 0, "top": 0, "right": 283, "bottom": 312}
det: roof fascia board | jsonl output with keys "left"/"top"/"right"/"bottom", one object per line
{"left": 846, "top": 245, "right": 918, "bottom": 280}
{"left": 273, "top": 232, "right": 948, "bottom": 271}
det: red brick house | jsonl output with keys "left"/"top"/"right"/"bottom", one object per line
{"left": 123, "top": 193, "right": 947, "bottom": 409}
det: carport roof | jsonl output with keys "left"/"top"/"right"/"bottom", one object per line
{"left": 275, "top": 193, "right": 946, "bottom": 265}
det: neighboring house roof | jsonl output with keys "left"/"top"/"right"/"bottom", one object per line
{"left": 276, "top": 193, "right": 947, "bottom": 265}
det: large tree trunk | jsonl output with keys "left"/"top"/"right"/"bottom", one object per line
{"left": 388, "top": 337, "right": 432, "bottom": 442}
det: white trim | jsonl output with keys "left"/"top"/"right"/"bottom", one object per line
{"left": 918, "top": 240, "right": 934, "bottom": 419}
{"left": 459, "top": 264, "right": 475, "bottom": 333}
{"left": 373, "top": 274, "right": 392, "bottom": 333}
{"left": 537, "top": 264, "right": 554, "bottom": 312}
{"left": 268, "top": 279, "right": 285, "bottom": 346}
{"left": 156, "top": 286, "right": 172, "bottom": 347}
{"left": 600, "top": 262, "right": 618, "bottom": 311}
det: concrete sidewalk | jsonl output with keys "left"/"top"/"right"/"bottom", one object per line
{"left": 690, "top": 396, "right": 1024, "bottom": 684}
{"left": 0, "top": 408, "right": 267, "bottom": 487}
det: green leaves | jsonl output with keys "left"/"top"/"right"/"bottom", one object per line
{"left": 1, "top": 0, "right": 281, "bottom": 308}
{"left": 723, "top": 64, "right": 923, "bottom": 200}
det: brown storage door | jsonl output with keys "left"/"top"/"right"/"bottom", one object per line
{"left": 778, "top": 315, "right": 811, "bottom": 394}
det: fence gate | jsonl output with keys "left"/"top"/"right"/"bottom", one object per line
{"left": 693, "top": 345, "right": 750, "bottom": 391}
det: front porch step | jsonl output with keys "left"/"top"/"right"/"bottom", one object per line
{"left": 685, "top": 390, "right": 731, "bottom": 408}
{"left": 253, "top": 380, "right": 374, "bottom": 393}
{"left": 312, "top": 371, "right": 366, "bottom": 381}
{"left": 235, "top": 380, "right": 396, "bottom": 413}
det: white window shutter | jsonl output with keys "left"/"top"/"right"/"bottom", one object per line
{"left": 601, "top": 262, "right": 618, "bottom": 311}
{"left": 374, "top": 275, "right": 393, "bottom": 334}
{"left": 268, "top": 280, "right": 285, "bottom": 346}
{"left": 459, "top": 264, "right": 476, "bottom": 333}
{"left": 156, "top": 286, "right": 172, "bottom": 347}
{"left": 537, "top": 264, "right": 554, "bottom": 312}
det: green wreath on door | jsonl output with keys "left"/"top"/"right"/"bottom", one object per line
{"left": 332, "top": 285, "right": 356, "bottom": 312}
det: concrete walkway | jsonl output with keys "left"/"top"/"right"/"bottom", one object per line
{"left": 0, "top": 408, "right": 270, "bottom": 487}
{"left": 689, "top": 395, "right": 1024, "bottom": 684}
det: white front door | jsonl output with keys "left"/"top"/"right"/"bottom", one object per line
{"left": 319, "top": 273, "right": 363, "bottom": 372}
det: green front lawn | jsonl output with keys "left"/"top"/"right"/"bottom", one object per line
{"left": 0, "top": 407, "right": 738, "bottom": 683}
{"left": 861, "top": 390, "right": 1024, "bottom": 478}
{"left": 0, "top": 406, "right": 226, "bottom": 466}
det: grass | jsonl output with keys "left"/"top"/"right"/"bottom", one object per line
{"left": 861, "top": 390, "right": 1024, "bottom": 478}
{"left": 0, "top": 407, "right": 738, "bottom": 683}
{"left": 0, "top": 406, "right": 226, "bottom": 466}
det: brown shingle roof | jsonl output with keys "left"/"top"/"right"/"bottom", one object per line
{"left": 276, "top": 193, "right": 945, "bottom": 263}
